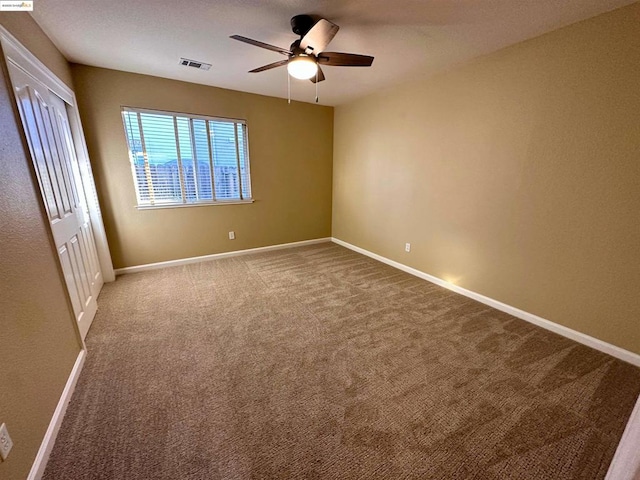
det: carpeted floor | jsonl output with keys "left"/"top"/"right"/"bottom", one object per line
{"left": 44, "top": 243, "right": 640, "bottom": 479}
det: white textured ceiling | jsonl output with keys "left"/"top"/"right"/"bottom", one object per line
{"left": 31, "top": 0, "right": 635, "bottom": 106}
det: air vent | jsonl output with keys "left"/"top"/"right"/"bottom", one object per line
{"left": 179, "top": 58, "right": 211, "bottom": 71}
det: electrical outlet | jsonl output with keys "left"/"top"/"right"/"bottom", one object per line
{"left": 228, "top": 231, "right": 235, "bottom": 240}
{"left": 0, "top": 423, "right": 13, "bottom": 461}
{"left": 405, "top": 243, "right": 411, "bottom": 252}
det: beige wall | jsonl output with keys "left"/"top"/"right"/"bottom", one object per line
{"left": 333, "top": 3, "right": 640, "bottom": 354}
{"left": 71, "top": 65, "right": 333, "bottom": 269}
{"left": 0, "top": 16, "right": 81, "bottom": 480}
{"left": 0, "top": 12, "right": 73, "bottom": 87}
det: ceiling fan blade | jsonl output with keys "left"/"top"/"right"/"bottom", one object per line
{"left": 300, "top": 19, "right": 339, "bottom": 54}
{"left": 230, "top": 35, "right": 291, "bottom": 56}
{"left": 317, "top": 52, "right": 374, "bottom": 67}
{"left": 309, "top": 66, "right": 326, "bottom": 83}
{"left": 249, "top": 59, "right": 289, "bottom": 73}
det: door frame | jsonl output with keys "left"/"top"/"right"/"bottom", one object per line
{"left": 0, "top": 25, "right": 115, "bottom": 283}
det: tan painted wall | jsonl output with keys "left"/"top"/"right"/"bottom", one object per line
{"left": 333, "top": 3, "right": 640, "bottom": 354}
{"left": 0, "top": 19, "right": 81, "bottom": 480}
{"left": 71, "top": 65, "right": 333, "bottom": 269}
{"left": 0, "top": 12, "right": 73, "bottom": 87}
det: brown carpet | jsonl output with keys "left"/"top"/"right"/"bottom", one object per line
{"left": 44, "top": 243, "right": 640, "bottom": 479}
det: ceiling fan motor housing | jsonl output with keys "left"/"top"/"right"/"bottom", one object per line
{"left": 290, "top": 15, "right": 315, "bottom": 37}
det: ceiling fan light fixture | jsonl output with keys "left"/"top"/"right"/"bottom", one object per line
{"left": 231, "top": 15, "right": 374, "bottom": 86}
{"left": 287, "top": 55, "right": 318, "bottom": 80}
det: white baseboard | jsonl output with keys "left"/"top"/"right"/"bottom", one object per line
{"left": 28, "top": 349, "right": 86, "bottom": 480}
{"left": 606, "top": 393, "right": 640, "bottom": 480}
{"left": 114, "top": 237, "right": 332, "bottom": 275}
{"left": 331, "top": 237, "right": 640, "bottom": 368}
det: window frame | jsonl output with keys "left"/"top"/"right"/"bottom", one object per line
{"left": 121, "top": 106, "right": 254, "bottom": 209}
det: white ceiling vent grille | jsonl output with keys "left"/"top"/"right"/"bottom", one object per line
{"left": 179, "top": 58, "right": 211, "bottom": 71}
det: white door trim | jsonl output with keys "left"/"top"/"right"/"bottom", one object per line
{"left": 605, "top": 393, "right": 640, "bottom": 480}
{"left": 0, "top": 25, "right": 115, "bottom": 282}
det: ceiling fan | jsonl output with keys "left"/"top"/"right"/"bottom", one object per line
{"left": 230, "top": 14, "right": 374, "bottom": 83}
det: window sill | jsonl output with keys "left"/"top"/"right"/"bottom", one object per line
{"left": 136, "top": 199, "right": 254, "bottom": 210}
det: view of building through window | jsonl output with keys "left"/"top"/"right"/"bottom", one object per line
{"left": 122, "top": 108, "right": 251, "bottom": 206}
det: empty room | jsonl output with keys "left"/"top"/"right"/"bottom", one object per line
{"left": 1, "top": 1, "right": 639, "bottom": 479}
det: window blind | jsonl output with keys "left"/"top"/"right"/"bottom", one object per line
{"left": 121, "top": 108, "right": 252, "bottom": 207}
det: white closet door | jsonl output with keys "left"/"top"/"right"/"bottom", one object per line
{"left": 8, "top": 63, "right": 103, "bottom": 338}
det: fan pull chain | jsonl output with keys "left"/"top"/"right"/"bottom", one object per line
{"left": 287, "top": 71, "right": 291, "bottom": 104}
{"left": 315, "top": 70, "right": 319, "bottom": 103}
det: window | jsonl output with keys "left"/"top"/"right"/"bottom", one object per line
{"left": 121, "top": 107, "right": 252, "bottom": 207}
